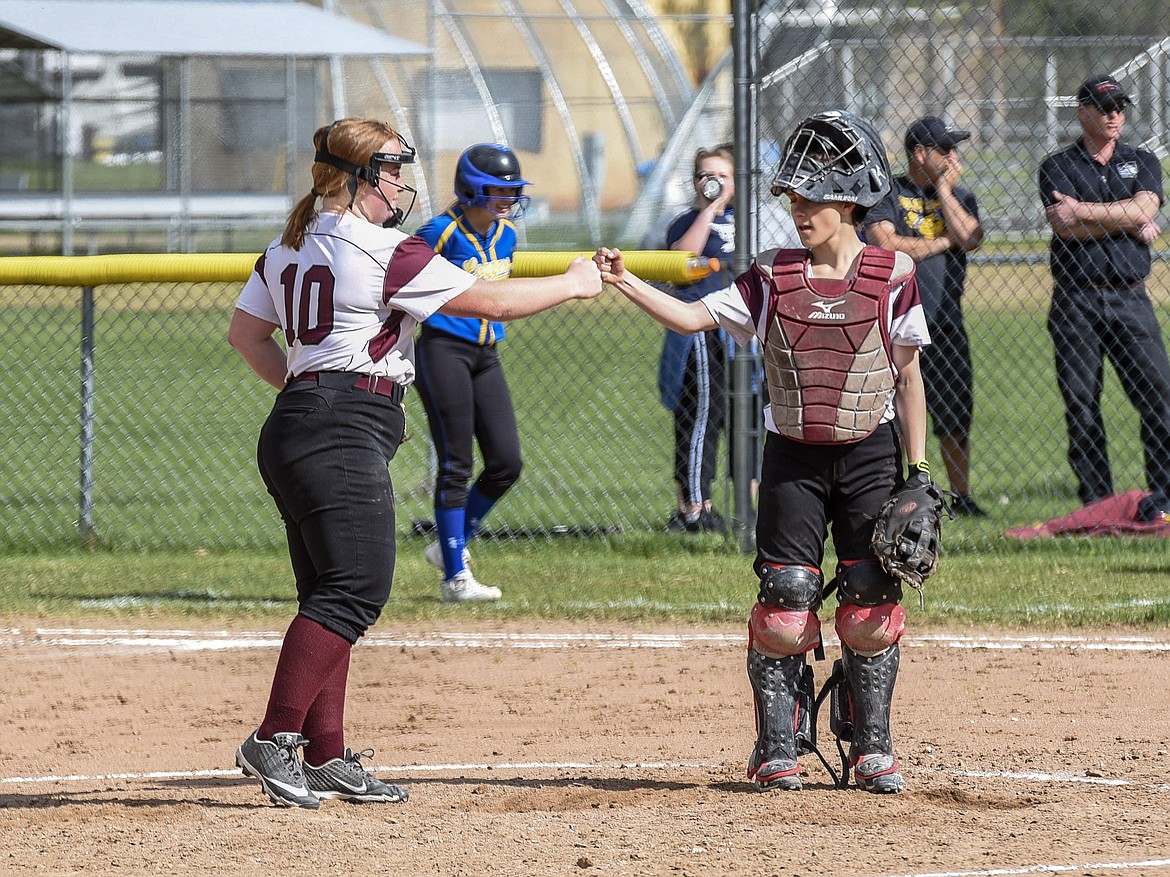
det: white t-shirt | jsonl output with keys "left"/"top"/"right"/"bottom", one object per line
{"left": 235, "top": 211, "right": 476, "bottom": 384}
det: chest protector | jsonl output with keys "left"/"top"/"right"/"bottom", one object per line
{"left": 763, "top": 246, "right": 897, "bottom": 444}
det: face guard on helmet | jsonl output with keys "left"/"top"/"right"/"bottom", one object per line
{"left": 455, "top": 143, "right": 532, "bottom": 219}
{"left": 315, "top": 124, "right": 419, "bottom": 228}
{"left": 769, "top": 111, "right": 891, "bottom": 209}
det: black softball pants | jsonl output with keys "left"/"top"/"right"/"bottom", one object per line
{"left": 1048, "top": 284, "right": 1170, "bottom": 505}
{"left": 414, "top": 327, "right": 522, "bottom": 509}
{"left": 257, "top": 375, "right": 405, "bottom": 644}
{"left": 754, "top": 422, "right": 901, "bottom": 576}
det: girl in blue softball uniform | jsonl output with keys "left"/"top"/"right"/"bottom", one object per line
{"left": 413, "top": 144, "right": 532, "bottom": 602}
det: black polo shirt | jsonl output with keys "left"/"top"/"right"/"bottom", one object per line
{"left": 1038, "top": 140, "right": 1163, "bottom": 290}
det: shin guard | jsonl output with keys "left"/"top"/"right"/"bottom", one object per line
{"left": 841, "top": 644, "right": 904, "bottom": 793}
{"left": 746, "top": 649, "right": 807, "bottom": 791}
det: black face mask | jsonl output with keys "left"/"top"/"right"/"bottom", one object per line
{"left": 315, "top": 125, "right": 419, "bottom": 228}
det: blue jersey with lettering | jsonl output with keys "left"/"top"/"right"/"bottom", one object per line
{"left": 415, "top": 207, "right": 517, "bottom": 345}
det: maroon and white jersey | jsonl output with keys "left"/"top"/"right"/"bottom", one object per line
{"left": 235, "top": 211, "right": 476, "bottom": 384}
{"left": 701, "top": 246, "right": 929, "bottom": 437}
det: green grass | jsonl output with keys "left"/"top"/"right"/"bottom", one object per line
{"left": 0, "top": 158, "right": 165, "bottom": 192}
{"left": 4, "top": 271, "right": 1169, "bottom": 629}
{"left": 2, "top": 535, "right": 1168, "bottom": 628}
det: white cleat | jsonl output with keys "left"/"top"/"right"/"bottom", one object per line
{"left": 440, "top": 569, "right": 502, "bottom": 603}
{"left": 425, "top": 541, "right": 472, "bottom": 573}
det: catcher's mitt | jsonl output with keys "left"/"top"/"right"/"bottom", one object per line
{"left": 871, "top": 474, "right": 953, "bottom": 606}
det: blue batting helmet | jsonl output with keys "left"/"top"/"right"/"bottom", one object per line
{"left": 455, "top": 144, "right": 532, "bottom": 217}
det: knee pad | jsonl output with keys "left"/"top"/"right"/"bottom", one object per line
{"left": 835, "top": 559, "right": 902, "bottom": 607}
{"left": 750, "top": 603, "right": 822, "bottom": 658}
{"left": 835, "top": 603, "right": 906, "bottom": 656}
{"left": 757, "top": 563, "right": 824, "bottom": 610}
{"left": 750, "top": 564, "right": 824, "bottom": 658}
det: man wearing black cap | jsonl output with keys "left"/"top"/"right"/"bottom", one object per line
{"left": 1039, "top": 74, "right": 1170, "bottom": 523}
{"left": 865, "top": 116, "right": 987, "bottom": 516}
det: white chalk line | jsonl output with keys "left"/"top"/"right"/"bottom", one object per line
{"left": 4, "top": 761, "right": 1167, "bottom": 877}
{"left": 4, "top": 760, "right": 1168, "bottom": 792}
{"left": 2, "top": 628, "right": 1170, "bottom": 653}
{"left": 3, "top": 629, "right": 1166, "bottom": 877}
{"left": 66, "top": 595, "right": 1170, "bottom": 618}
{"left": 882, "top": 859, "right": 1170, "bottom": 877}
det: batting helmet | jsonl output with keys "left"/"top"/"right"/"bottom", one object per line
{"left": 455, "top": 144, "right": 532, "bottom": 217}
{"left": 769, "top": 111, "right": 891, "bottom": 208}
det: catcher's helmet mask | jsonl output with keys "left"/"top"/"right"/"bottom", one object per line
{"left": 770, "top": 110, "right": 891, "bottom": 209}
{"left": 315, "top": 123, "right": 418, "bottom": 228}
{"left": 456, "top": 143, "right": 532, "bottom": 219}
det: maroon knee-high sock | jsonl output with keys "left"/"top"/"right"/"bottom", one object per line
{"left": 257, "top": 615, "right": 350, "bottom": 743}
{"left": 302, "top": 647, "right": 349, "bottom": 766}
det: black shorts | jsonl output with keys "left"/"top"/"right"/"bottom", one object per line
{"left": 920, "top": 322, "right": 973, "bottom": 439}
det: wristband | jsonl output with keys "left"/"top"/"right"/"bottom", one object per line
{"left": 908, "top": 460, "right": 930, "bottom": 477}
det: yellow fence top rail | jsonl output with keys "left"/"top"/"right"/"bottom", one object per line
{"left": 0, "top": 250, "right": 719, "bottom": 287}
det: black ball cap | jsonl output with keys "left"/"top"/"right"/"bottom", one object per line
{"left": 1076, "top": 74, "right": 1132, "bottom": 111}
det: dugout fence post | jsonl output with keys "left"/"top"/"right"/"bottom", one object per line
{"left": 729, "top": 0, "right": 756, "bottom": 553}
{"left": 78, "top": 284, "right": 96, "bottom": 546}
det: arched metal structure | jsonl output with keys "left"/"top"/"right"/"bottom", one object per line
{"left": 335, "top": 0, "right": 708, "bottom": 243}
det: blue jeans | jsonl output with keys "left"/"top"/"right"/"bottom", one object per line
{"left": 1048, "top": 283, "right": 1170, "bottom": 505}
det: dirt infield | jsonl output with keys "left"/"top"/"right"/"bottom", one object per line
{"left": 3, "top": 619, "right": 1169, "bottom": 877}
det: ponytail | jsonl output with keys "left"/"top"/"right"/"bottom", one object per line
{"left": 281, "top": 191, "right": 320, "bottom": 250}
{"left": 281, "top": 118, "right": 400, "bottom": 250}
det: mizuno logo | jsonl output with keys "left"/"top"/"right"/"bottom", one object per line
{"left": 808, "top": 300, "right": 846, "bottom": 320}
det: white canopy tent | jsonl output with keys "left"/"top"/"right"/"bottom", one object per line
{"left": 0, "top": 0, "right": 429, "bottom": 252}
{"left": 0, "top": 0, "right": 429, "bottom": 57}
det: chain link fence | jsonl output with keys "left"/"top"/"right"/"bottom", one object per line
{"left": 747, "top": 13, "right": 1170, "bottom": 545}
{"left": 2, "top": 2, "right": 1170, "bottom": 551}
{"left": 2, "top": 259, "right": 1167, "bottom": 551}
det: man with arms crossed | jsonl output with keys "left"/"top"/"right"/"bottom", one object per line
{"left": 1039, "top": 75, "right": 1170, "bottom": 523}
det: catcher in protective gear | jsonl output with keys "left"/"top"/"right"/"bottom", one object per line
{"left": 594, "top": 109, "right": 931, "bottom": 794}
{"left": 871, "top": 464, "right": 952, "bottom": 605}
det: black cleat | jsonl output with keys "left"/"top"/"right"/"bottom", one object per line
{"left": 951, "top": 494, "right": 988, "bottom": 517}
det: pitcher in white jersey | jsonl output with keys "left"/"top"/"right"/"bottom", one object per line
{"left": 227, "top": 117, "right": 601, "bottom": 810}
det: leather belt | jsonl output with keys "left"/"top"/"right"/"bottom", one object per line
{"left": 288, "top": 371, "right": 405, "bottom": 404}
